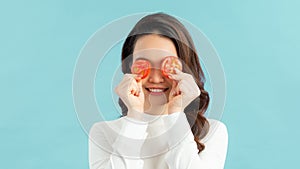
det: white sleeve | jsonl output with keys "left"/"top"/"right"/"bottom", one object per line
{"left": 164, "top": 113, "right": 228, "bottom": 169}
{"left": 197, "top": 120, "right": 228, "bottom": 169}
{"left": 88, "top": 117, "right": 148, "bottom": 169}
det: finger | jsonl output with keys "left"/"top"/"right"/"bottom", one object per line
{"left": 132, "top": 77, "right": 144, "bottom": 97}
{"left": 122, "top": 74, "right": 142, "bottom": 97}
{"left": 178, "top": 81, "right": 189, "bottom": 95}
{"left": 174, "top": 67, "right": 184, "bottom": 75}
{"left": 133, "top": 74, "right": 142, "bottom": 82}
{"left": 168, "top": 69, "right": 185, "bottom": 81}
{"left": 124, "top": 73, "right": 134, "bottom": 79}
{"left": 124, "top": 73, "right": 140, "bottom": 82}
{"left": 137, "top": 80, "right": 143, "bottom": 94}
{"left": 175, "top": 81, "right": 182, "bottom": 96}
{"left": 131, "top": 82, "right": 139, "bottom": 96}
{"left": 170, "top": 80, "right": 177, "bottom": 97}
{"left": 133, "top": 84, "right": 141, "bottom": 96}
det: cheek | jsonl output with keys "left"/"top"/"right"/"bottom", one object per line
{"left": 141, "top": 80, "right": 149, "bottom": 94}
{"left": 141, "top": 78, "right": 147, "bottom": 87}
{"left": 166, "top": 79, "right": 174, "bottom": 87}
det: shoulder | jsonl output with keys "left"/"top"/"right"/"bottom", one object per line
{"left": 207, "top": 119, "right": 227, "bottom": 130}
{"left": 202, "top": 119, "right": 228, "bottom": 143}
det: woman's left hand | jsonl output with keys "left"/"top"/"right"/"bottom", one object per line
{"left": 167, "top": 68, "right": 201, "bottom": 114}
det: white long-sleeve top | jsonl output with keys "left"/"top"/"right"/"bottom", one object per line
{"left": 89, "top": 112, "right": 228, "bottom": 169}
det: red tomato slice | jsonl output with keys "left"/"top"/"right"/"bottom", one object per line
{"left": 162, "top": 56, "right": 182, "bottom": 77}
{"left": 131, "top": 60, "right": 151, "bottom": 80}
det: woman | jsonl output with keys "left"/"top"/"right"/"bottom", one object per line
{"left": 89, "top": 12, "right": 228, "bottom": 169}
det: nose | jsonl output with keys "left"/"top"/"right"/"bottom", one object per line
{"left": 148, "top": 68, "right": 164, "bottom": 83}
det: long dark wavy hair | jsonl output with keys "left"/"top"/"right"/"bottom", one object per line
{"left": 118, "top": 12, "right": 210, "bottom": 153}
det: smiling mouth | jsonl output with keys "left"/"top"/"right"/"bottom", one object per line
{"left": 145, "top": 88, "right": 169, "bottom": 95}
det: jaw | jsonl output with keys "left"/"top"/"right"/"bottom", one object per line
{"left": 143, "top": 89, "right": 171, "bottom": 115}
{"left": 143, "top": 99, "right": 169, "bottom": 115}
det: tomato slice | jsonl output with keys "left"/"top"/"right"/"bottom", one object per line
{"left": 131, "top": 60, "right": 151, "bottom": 80}
{"left": 162, "top": 56, "right": 182, "bottom": 77}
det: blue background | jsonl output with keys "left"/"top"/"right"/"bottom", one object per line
{"left": 1, "top": 0, "right": 299, "bottom": 168}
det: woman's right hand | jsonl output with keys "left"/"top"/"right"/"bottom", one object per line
{"left": 115, "top": 74, "right": 145, "bottom": 118}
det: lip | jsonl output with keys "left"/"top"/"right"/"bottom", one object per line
{"left": 145, "top": 87, "right": 169, "bottom": 96}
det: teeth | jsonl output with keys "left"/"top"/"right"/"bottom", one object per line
{"left": 149, "top": 88, "right": 164, "bottom": 92}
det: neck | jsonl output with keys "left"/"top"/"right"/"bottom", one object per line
{"left": 144, "top": 103, "right": 168, "bottom": 115}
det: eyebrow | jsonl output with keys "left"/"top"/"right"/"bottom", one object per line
{"left": 134, "top": 55, "right": 177, "bottom": 65}
{"left": 135, "top": 57, "right": 150, "bottom": 61}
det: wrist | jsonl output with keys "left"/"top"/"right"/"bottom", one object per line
{"left": 127, "top": 108, "right": 144, "bottom": 120}
{"left": 168, "top": 107, "right": 183, "bottom": 114}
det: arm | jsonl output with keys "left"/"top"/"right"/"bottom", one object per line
{"left": 89, "top": 117, "right": 149, "bottom": 169}
{"left": 197, "top": 119, "right": 228, "bottom": 169}
{"left": 166, "top": 68, "right": 228, "bottom": 168}
{"left": 164, "top": 113, "right": 228, "bottom": 169}
{"left": 95, "top": 70, "right": 148, "bottom": 168}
